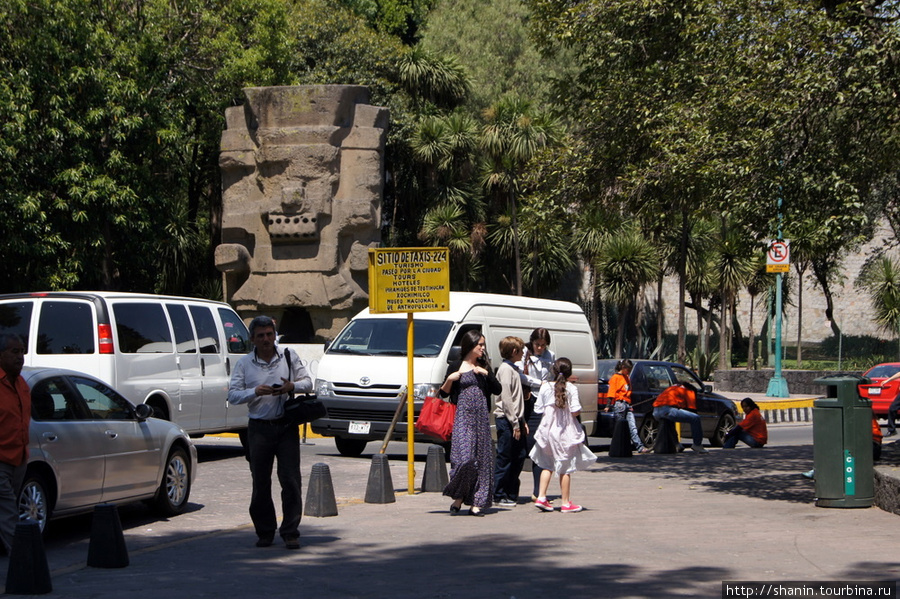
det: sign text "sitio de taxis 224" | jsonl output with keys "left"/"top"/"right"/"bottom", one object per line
{"left": 368, "top": 248, "right": 450, "bottom": 313}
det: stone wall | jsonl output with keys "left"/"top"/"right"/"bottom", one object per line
{"left": 713, "top": 369, "right": 864, "bottom": 395}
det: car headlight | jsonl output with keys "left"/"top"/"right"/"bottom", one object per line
{"left": 315, "top": 379, "right": 334, "bottom": 399}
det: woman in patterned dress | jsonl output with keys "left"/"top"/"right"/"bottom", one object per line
{"left": 440, "top": 329, "right": 501, "bottom": 516}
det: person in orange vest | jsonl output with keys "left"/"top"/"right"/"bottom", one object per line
{"left": 652, "top": 383, "right": 708, "bottom": 453}
{"left": 604, "top": 359, "right": 650, "bottom": 454}
{"left": 723, "top": 398, "right": 768, "bottom": 449}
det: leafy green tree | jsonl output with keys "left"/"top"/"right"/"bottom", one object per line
{"left": 419, "top": 0, "right": 574, "bottom": 112}
{"left": 595, "top": 225, "right": 659, "bottom": 358}
{"left": 857, "top": 255, "right": 900, "bottom": 344}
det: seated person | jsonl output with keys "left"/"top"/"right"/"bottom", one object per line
{"left": 652, "top": 383, "right": 707, "bottom": 454}
{"left": 723, "top": 398, "right": 768, "bottom": 449}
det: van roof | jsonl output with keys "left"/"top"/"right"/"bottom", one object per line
{"left": 355, "top": 291, "right": 585, "bottom": 320}
{"left": 0, "top": 291, "right": 231, "bottom": 307}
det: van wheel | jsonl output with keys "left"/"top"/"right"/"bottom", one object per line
{"left": 154, "top": 447, "right": 191, "bottom": 516}
{"left": 638, "top": 417, "right": 659, "bottom": 449}
{"left": 18, "top": 472, "right": 52, "bottom": 533}
{"left": 334, "top": 437, "right": 368, "bottom": 457}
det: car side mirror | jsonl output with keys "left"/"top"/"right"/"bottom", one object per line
{"left": 134, "top": 403, "right": 153, "bottom": 421}
{"left": 703, "top": 384, "right": 713, "bottom": 393}
{"left": 447, "top": 346, "right": 461, "bottom": 363}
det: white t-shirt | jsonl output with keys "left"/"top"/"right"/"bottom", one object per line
{"left": 535, "top": 381, "right": 581, "bottom": 414}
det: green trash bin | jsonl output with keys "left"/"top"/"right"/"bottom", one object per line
{"left": 812, "top": 376, "right": 874, "bottom": 508}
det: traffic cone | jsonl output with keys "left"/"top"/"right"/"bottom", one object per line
{"left": 5, "top": 519, "right": 52, "bottom": 594}
{"left": 609, "top": 417, "right": 633, "bottom": 458}
{"left": 421, "top": 445, "right": 449, "bottom": 492}
{"left": 305, "top": 462, "right": 338, "bottom": 517}
{"left": 364, "top": 454, "right": 396, "bottom": 504}
{"left": 87, "top": 504, "right": 129, "bottom": 568}
{"left": 654, "top": 419, "right": 680, "bottom": 454}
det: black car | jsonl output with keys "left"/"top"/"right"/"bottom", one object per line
{"left": 593, "top": 359, "right": 738, "bottom": 448}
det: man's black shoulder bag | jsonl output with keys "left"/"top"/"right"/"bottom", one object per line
{"left": 282, "top": 348, "right": 327, "bottom": 425}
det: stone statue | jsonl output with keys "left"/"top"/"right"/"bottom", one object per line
{"left": 216, "top": 85, "right": 388, "bottom": 342}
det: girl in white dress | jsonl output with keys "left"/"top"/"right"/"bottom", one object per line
{"left": 529, "top": 357, "right": 597, "bottom": 513}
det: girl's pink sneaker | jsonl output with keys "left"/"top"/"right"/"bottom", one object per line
{"left": 534, "top": 498, "right": 554, "bottom": 512}
{"left": 561, "top": 503, "right": 583, "bottom": 513}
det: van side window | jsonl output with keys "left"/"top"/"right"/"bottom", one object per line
{"left": 219, "top": 308, "right": 250, "bottom": 354}
{"left": 113, "top": 303, "right": 173, "bottom": 354}
{"left": 166, "top": 304, "right": 197, "bottom": 354}
{"left": 0, "top": 302, "right": 32, "bottom": 351}
{"left": 37, "top": 301, "right": 95, "bottom": 354}
{"left": 190, "top": 306, "right": 221, "bottom": 354}
{"left": 70, "top": 375, "right": 132, "bottom": 420}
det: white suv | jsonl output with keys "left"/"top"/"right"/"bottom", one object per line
{"left": 0, "top": 292, "right": 252, "bottom": 438}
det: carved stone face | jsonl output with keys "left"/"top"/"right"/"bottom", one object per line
{"left": 216, "top": 85, "right": 389, "bottom": 341}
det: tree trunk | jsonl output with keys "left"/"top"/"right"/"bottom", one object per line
{"left": 677, "top": 209, "right": 688, "bottom": 363}
{"left": 511, "top": 187, "right": 522, "bottom": 296}
{"left": 796, "top": 265, "right": 806, "bottom": 367}
{"left": 656, "top": 273, "right": 664, "bottom": 356}
{"left": 748, "top": 294, "right": 757, "bottom": 369}
{"left": 615, "top": 305, "right": 625, "bottom": 359}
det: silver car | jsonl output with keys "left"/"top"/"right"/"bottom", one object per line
{"left": 18, "top": 367, "right": 197, "bottom": 531}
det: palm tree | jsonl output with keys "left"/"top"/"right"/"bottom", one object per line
{"left": 397, "top": 47, "right": 471, "bottom": 110}
{"left": 712, "top": 224, "right": 755, "bottom": 371}
{"left": 859, "top": 256, "right": 900, "bottom": 350}
{"left": 571, "top": 205, "right": 618, "bottom": 339}
{"left": 481, "top": 96, "right": 561, "bottom": 294}
{"left": 595, "top": 226, "right": 660, "bottom": 358}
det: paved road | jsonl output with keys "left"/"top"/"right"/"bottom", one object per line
{"left": 5, "top": 427, "right": 899, "bottom": 599}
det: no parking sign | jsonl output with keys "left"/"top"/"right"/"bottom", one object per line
{"left": 766, "top": 239, "right": 790, "bottom": 273}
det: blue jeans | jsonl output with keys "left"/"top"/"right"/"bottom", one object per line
{"left": 614, "top": 402, "right": 644, "bottom": 450}
{"left": 247, "top": 418, "right": 301, "bottom": 542}
{"left": 723, "top": 430, "right": 763, "bottom": 449}
{"left": 653, "top": 405, "right": 704, "bottom": 446}
{"left": 494, "top": 417, "right": 527, "bottom": 501}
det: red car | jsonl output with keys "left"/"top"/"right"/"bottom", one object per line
{"left": 858, "top": 363, "right": 900, "bottom": 416}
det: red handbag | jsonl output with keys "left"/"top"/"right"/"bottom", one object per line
{"left": 415, "top": 396, "right": 456, "bottom": 441}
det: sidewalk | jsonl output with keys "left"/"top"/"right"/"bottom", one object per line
{"left": 717, "top": 390, "right": 817, "bottom": 423}
{"left": 8, "top": 440, "right": 900, "bottom": 599}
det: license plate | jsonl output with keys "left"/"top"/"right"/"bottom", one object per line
{"left": 348, "top": 421, "right": 371, "bottom": 435}
{"left": 869, "top": 387, "right": 881, "bottom": 396}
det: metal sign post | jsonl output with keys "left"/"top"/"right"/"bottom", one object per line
{"left": 368, "top": 248, "right": 450, "bottom": 494}
{"left": 766, "top": 234, "right": 791, "bottom": 398}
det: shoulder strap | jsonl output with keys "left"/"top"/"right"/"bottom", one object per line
{"left": 282, "top": 348, "right": 295, "bottom": 399}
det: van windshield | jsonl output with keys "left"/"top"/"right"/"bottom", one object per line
{"left": 328, "top": 319, "right": 453, "bottom": 357}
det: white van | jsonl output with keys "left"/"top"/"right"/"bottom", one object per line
{"left": 0, "top": 292, "right": 252, "bottom": 437}
{"left": 312, "top": 292, "right": 598, "bottom": 456}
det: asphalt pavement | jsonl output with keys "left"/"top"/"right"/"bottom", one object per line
{"left": 2, "top": 427, "right": 899, "bottom": 599}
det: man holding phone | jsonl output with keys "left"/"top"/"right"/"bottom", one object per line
{"left": 228, "top": 316, "right": 312, "bottom": 550}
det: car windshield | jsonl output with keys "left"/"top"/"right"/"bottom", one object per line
{"left": 865, "top": 364, "right": 900, "bottom": 380}
{"left": 327, "top": 319, "right": 453, "bottom": 357}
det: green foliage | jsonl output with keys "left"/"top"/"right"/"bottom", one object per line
{"left": 0, "top": 0, "right": 406, "bottom": 294}
{"left": 857, "top": 255, "right": 900, "bottom": 336}
{"left": 419, "top": 0, "right": 574, "bottom": 112}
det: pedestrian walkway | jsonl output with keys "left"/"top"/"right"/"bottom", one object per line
{"left": 5, "top": 439, "right": 899, "bottom": 599}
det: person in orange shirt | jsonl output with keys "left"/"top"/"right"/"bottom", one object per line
{"left": 652, "top": 383, "right": 707, "bottom": 453}
{"left": 0, "top": 334, "right": 30, "bottom": 555}
{"left": 604, "top": 360, "right": 650, "bottom": 453}
{"left": 873, "top": 415, "right": 883, "bottom": 461}
{"left": 723, "top": 398, "right": 767, "bottom": 448}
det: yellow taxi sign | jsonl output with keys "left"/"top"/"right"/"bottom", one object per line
{"left": 368, "top": 248, "right": 450, "bottom": 313}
